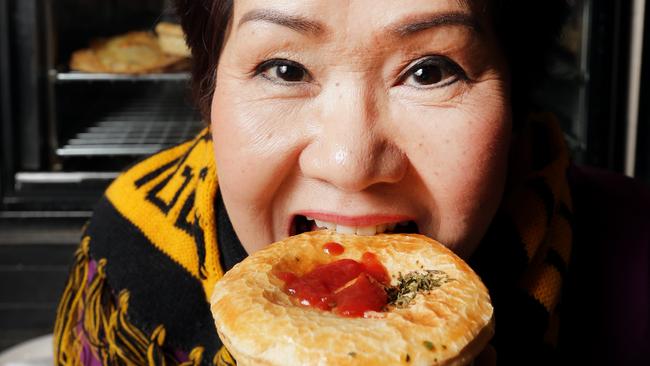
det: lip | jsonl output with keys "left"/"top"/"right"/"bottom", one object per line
{"left": 295, "top": 211, "right": 415, "bottom": 228}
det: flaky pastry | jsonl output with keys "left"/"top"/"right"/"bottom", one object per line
{"left": 155, "top": 22, "right": 191, "bottom": 57}
{"left": 69, "top": 31, "right": 186, "bottom": 74}
{"left": 211, "top": 231, "right": 494, "bottom": 366}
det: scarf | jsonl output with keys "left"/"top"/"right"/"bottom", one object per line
{"left": 54, "top": 113, "right": 572, "bottom": 365}
{"left": 470, "top": 112, "right": 573, "bottom": 364}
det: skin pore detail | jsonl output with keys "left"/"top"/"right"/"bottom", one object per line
{"left": 211, "top": 0, "right": 511, "bottom": 259}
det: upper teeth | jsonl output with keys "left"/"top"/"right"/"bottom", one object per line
{"left": 307, "top": 217, "right": 401, "bottom": 236}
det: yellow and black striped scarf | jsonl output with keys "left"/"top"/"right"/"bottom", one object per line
{"left": 54, "top": 113, "right": 572, "bottom": 365}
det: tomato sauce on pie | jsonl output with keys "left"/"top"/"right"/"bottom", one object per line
{"left": 277, "top": 243, "right": 390, "bottom": 317}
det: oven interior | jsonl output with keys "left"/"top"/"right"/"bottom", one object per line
{"left": 4, "top": 0, "right": 203, "bottom": 212}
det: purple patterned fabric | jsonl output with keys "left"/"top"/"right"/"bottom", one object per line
{"left": 78, "top": 259, "right": 101, "bottom": 366}
{"left": 76, "top": 259, "right": 191, "bottom": 365}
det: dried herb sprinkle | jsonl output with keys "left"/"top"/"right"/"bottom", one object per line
{"left": 386, "top": 270, "right": 450, "bottom": 308}
{"left": 423, "top": 341, "right": 435, "bottom": 351}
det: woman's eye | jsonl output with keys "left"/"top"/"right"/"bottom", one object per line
{"left": 399, "top": 56, "right": 465, "bottom": 88}
{"left": 256, "top": 59, "right": 310, "bottom": 83}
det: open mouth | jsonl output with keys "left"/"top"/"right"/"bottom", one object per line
{"left": 290, "top": 215, "right": 420, "bottom": 236}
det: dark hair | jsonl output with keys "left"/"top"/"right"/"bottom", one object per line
{"left": 175, "top": 0, "right": 234, "bottom": 121}
{"left": 491, "top": 0, "right": 569, "bottom": 122}
{"left": 174, "top": 0, "right": 568, "bottom": 123}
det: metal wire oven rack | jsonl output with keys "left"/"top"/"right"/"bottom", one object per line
{"left": 55, "top": 86, "right": 203, "bottom": 157}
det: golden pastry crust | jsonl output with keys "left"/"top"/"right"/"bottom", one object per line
{"left": 155, "top": 22, "right": 191, "bottom": 57}
{"left": 211, "top": 231, "right": 494, "bottom": 366}
{"left": 69, "top": 31, "right": 186, "bottom": 74}
{"left": 155, "top": 22, "right": 185, "bottom": 37}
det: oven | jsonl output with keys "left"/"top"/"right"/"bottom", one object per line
{"left": 1, "top": 0, "right": 202, "bottom": 216}
{"left": 0, "top": 0, "right": 203, "bottom": 351}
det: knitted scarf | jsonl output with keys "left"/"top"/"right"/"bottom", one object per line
{"left": 470, "top": 112, "right": 573, "bottom": 364}
{"left": 54, "top": 113, "right": 572, "bottom": 365}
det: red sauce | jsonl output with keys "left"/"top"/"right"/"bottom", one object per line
{"left": 278, "top": 251, "right": 390, "bottom": 317}
{"left": 360, "top": 252, "right": 390, "bottom": 285}
{"left": 333, "top": 273, "right": 387, "bottom": 317}
{"left": 323, "top": 242, "right": 345, "bottom": 256}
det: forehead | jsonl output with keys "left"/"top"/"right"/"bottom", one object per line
{"left": 232, "top": 0, "right": 488, "bottom": 39}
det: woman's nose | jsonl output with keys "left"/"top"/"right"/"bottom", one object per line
{"left": 298, "top": 82, "right": 408, "bottom": 192}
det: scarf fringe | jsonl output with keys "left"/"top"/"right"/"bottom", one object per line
{"left": 54, "top": 237, "right": 214, "bottom": 365}
{"left": 213, "top": 347, "right": 236, "bottom": 366}
{"left": 83, "top": 259, "right": 112, "bottom": 356}
{"left": 54, "top": 237, "right": 90, "bottom": 366}
{"left": 179, "top": 346, "right": 205, "bottom": 366}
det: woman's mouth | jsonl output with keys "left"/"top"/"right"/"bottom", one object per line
{"left": 290, "top": 215, "right": 419, "bottom": 236}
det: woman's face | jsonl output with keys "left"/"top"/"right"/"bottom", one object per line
{"left": 211, "top": 0, "right": 511, "bottom": 258}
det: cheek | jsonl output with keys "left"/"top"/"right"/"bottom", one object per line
{"left": 210, "top": 79, "right": 309, "bottom": 252}
{"left": 211, "top": 85, "right": 291, "bottom": 205}
{"left": 398, "top": 99, "right": 511, "bottom": 254}
{"left": 440, "top": 116, "right": 510, "bottom": 214}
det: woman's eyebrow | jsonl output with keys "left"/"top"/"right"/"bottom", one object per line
{"left": 390, "top": 12, "right": 483, "bottom": 37}
{"left": 238, "top": 9, "right": 325, "bottom": 36}
{"left": 237, "top": 9, "right": 481, "bottom": 38}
